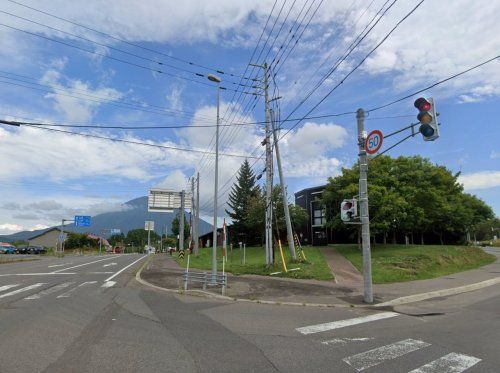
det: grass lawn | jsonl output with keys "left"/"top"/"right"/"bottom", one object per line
{"left": 335, "top": 244, "right": 496, "bottom": 284}
{"left": 174, "top": 245, "right": 333, "bottom": 281}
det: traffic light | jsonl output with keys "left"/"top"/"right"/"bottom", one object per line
{"left": 341, "top": 199, "right": 357, "bottom": 222}
{"left": 414, "top": 97, "right": 439, "bottom": 141}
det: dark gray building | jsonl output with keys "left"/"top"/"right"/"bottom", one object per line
{"left": 294, "top": 185, "right": 333, "bottom": 246}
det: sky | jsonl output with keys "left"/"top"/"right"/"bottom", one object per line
{"left": 0, "top": 0, "right": 499, "bottom": 235}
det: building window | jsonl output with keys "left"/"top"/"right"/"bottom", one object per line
{"left": 312, "top": 202, "right": 326, "bottom": 226}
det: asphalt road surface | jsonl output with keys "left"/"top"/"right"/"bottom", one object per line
{"left": 1, "top": 252, "right": 499, "bottom": 372}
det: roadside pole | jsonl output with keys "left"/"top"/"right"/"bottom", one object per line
{"left": 191, "top": 177, "right": 197, "bottom": 255}
{"left": 195, "top": 172, "right": 200, "bottom": 254}
{"left": 270, "top": 109, "right": 297, "bottom": 260}
{"left": 356, "top": 108, "right": 373, "bottom": 304}
{"left": 179, "top": 190, "right": 185, "bottom": 253}
{"left": 147, "top": 223, "right": 151, "bottom": 253}
{"left": 264, "top": 63, "right": 273, "bottom": 265}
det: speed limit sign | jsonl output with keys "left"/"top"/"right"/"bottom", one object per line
{"left": 365, "top": 130, "right": 383, "bottom": 155}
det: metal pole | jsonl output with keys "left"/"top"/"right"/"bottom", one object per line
{"left": 60, "top": 219, "right": 64, "bottom": 253}
{"left": 271, "top": 109, "right": 297, "bottom": 260}
{"left": 195, "top": 172, "right": 200, "bottom": 254}
{"left": 191, "top": 177, "right": 196, "bottom": 254}
{"left": 212, "top": 83, "right": 220, "bottom": 284}
{"left": 180, "top": 190, "right": 185, "bottom": 253}
{"left": 147, "top": 223, "right": 151, "bottom": 253}
{"left": 264, "top": 62, "right": 273, "bottom": 265}
{"left": 357, "top": 108, "right": 373, "bottom": 304}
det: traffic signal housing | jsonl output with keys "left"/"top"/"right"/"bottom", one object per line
{"left": 414, "top": 97, "right": 439, "bottom": 141}
{"left": 341, "top": 199, "right": 358, "bottom": 222}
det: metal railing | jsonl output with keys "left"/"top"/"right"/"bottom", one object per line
{"left": 182, "top": 270, "right": 227, "bottom": 295}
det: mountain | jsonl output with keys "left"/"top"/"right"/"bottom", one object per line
{"left": 0, "top": 196, "right": 213, "bottom": 242}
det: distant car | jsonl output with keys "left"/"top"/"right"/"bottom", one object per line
{"left": 0, "top": 245, "right": 16, "bottom": 254}
{"left": 16, "top": 245, "right": 29, "bottom": 254}
{"left": 27, "top": 246, "right": 47, "bottom": 255}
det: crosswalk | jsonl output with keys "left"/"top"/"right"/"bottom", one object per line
{"left": 0, "top": 280, "right": 116, "bottom": 302}
{"left": 297, "top": 314, "right": 482, "bottom": 372}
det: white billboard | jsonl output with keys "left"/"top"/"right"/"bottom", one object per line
{"left": 148, "top": 188, "right": 191, "bottom": 213}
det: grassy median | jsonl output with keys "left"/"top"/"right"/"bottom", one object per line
{"left": 336, "top": 244, "right": 496, "bottom": 284}
{"left": 174, "top": 245, "right": 333, "bottom": 280}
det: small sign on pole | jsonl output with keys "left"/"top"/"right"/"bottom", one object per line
{"left": 365, "top": 129, "right": 383, "bottom": 155}
{"left": 145, "top": 221, "right": 155, "bottom": 231}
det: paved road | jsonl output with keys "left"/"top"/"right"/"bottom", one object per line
{"left": 1, "top": 254, "right": 499, "bottom": 372}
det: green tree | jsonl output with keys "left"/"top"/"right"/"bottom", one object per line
{"left": 322, "top": 155, "right": 494, "bottom": 245}
{"left": 226, "top": 159, "right": 259, "bottom": 239}
{"left": 65, "top": 233, "right": 95, "bottom": 250}
{"left": 126, "top": 229, "right": 160, "bottom": 248}
{"left": 245, "top": 185, "right": 308, "bottom": 244}
{"left": 108, "top": 233, "right": 125, "bottom": 246}
{"left": 171, "top": 213, "right": 189, "bottom": 240}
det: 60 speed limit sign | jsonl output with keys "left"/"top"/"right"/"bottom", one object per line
{"left": 365, "top": 130, "right": 383, "bottom": 155}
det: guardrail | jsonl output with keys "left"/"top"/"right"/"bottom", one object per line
{"left": 182, "top": 270, "right": 227, "bottom": 295}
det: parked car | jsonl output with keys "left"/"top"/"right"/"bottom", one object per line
{"left": 0, "top": 245, "right": 16, "bottom": 254}
{"left": 16, "top": 245, "right": 30, "bottom": 254}
{"left": 27, "top": 246, "right": 47, "bottom": 254}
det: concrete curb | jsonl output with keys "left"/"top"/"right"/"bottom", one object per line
{"left": 134, "top": 257, "right": 353, "bottom": 308}
{"left": 135, "top": 256, "right": 500, "bottom": 309}
{"left": 374, "top": 276, "right": 500, "bottom": 307}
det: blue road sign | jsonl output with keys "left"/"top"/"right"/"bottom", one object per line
{"left": 74, "top": 215, "right": 91, "bottom": 227}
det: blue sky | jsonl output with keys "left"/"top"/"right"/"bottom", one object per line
{"left": 0, "top": 0, "right": 499, "bottom": 235}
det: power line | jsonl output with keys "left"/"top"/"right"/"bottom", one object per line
{"left": 366, "top": 54, "right": 500, "bottom": 113}
{"left": 0, "top": 119, "right": 260, "bottom": 159}
{"left": 279, "top": 0, "right": 425, "bottom": 140}
{"left": 0, "top": 73, "right": 216, "bottom": 122}
{"left": 0, "top": 22, "right": 259, "bottom": 96}
{"left": 0, "top": 118, "right": 255, "bottom": 130}
{"left": 5, "top": 0, "right": 260, "bottom": 81}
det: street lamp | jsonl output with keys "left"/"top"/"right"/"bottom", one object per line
{"left": 208, "top": 73, "right": 221, "bottom": 284}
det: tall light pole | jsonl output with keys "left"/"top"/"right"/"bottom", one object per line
{"left": 208, "top": 73, "right": 221, "bottom": 284}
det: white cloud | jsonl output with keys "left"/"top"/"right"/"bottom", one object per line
{"left": 166, "top": 85, "right": 184, "bottom": 112}
{"left": 40, "top": 66, "right": 123, "bottom": 123}
{"left": 156, "top": 170, "right": 189, "bottom": 191}
{"left": 491, "top": 151, "right": 500, "bottom": 159}
{"left": 0, "top": 223, "right": 24, "bottom": 235}
{"left": 459, "top": 171, "right": 500, "bottom": 190}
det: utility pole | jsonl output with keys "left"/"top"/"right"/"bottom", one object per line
{"left": 194, "top": 172, "right": 200, "bottom": 254}
{"left": 147, "top": 223, "right": 151, "bottom": 252}
{"left": 179, "top": 190, "right": 185, "bottom": 253}
{"left": 191, "top": 177, "right": 196, "bottom": 254}
{"left": 271, "top": 109, "right": 297, "bottom": 260}
{"left": 357, "top": 108, "right": 373, "bottom": 304}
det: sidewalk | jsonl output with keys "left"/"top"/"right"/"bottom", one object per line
{"left": 139, "top": 248, "right": 500, "bottom": 307}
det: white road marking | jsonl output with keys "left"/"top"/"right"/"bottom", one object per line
{"left": 0, "top": 283, "right": 46, "bottom": 299}
{"left": 105, "top": 255, "right": 148, "bottom": 282}
{"left": 89, "top": 272, "right": 114, "bottom": 274}
{"left": 408, "top": 352, "right": 481, "bottom": 373}
{"left": 296, "top": 312, "right": 399, "bottom": 335}
{"left": 24, "top": 282, "right": 75, "bottom": 300}
{"left": 48, "top": 262, "right": 73, "bottom": 268}
{"left": 103, "top": 262, "right": 117, "bottom": 267}
{"left": 101, "top": 281, "right": 116, "bottom": 288}
{"left": 0, "top": 284, "right": 19, "bottom": 292}
{"left": 343, "top": 339, "right": 431, "bottom": 371}
{"left": 322, "top": 338, "right": 373, "bottom": 347}
{"left": 52, "top": 257, "right": 116, "bottom": 273}
{"left": 0, "top": 272, "right": 76, "bottom": 276}
{"left": 56, "top": 281, "right": 97, "bottom": 298}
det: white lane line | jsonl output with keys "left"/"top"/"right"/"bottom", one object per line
{"left": 322, "top": 338, "right": 373, "bottom": 347}
{"left": 0, "top": 283, "right": 46, "bottom": 299}
{"left": 0, "top": 284, "right": 20, "bottom": 292}
{"left": 343, "top": 339, "right": 431, "bottom": 371}
{"left": 48, "top": 262, "right": 73, "bottom": 268}
{"left": 408, "top": 352, "right": 481, "bottom": 373}
{"left": 24, "top": 282, "right": 75, "bottom": 300}
{"left": 89, "top": 271, "right": 114, "bottom": 274}
{"left": 103, "top": 262, "right": 117, "bottom": 267}
{"left": 57, "top": 281, "right": 97, "bottom": 298}
{"left": 101, "top": 281, "right": 116, "bottom": 288}
{"left": 296, "top": 312, "right": 399, "bottom": 335}
{"left": 105, "top": 255, "right": 149, "bottom": 282}
{"left": 52, "top": 257, "right": 116, "bottom": 273}
{"left": 0, "top": 273, "right": 76, "bottom": 277}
